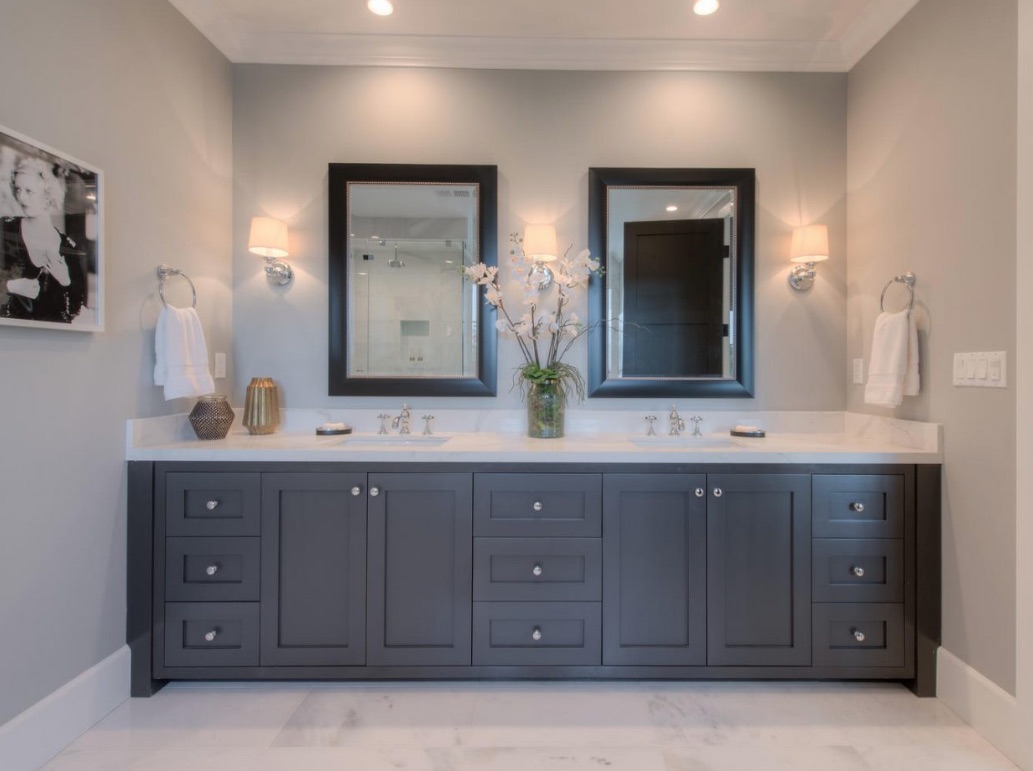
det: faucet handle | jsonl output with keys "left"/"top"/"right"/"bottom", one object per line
{"left": 422, "top": 415, "right": 435, "bottom": 435}
{"left": 376, "top": 413, "right": 390, "bottom": 435}
{"left": 644, "top": 415, "right": 657, "bottom": 436}
{"left": 690, "top": 415, "right": 704, "bottom": 437}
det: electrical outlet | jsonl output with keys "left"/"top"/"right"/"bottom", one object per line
{"left": 852, "top": 358, "right": 864, "bottom": 385}
{"left": 214, "top": 352, "right": 227, "bottom": 379}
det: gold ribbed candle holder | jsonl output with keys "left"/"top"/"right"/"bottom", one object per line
{"left": 242, "top": 377, "right": 280, "bottom": 435}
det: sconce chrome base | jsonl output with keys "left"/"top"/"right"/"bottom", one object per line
{"left": 264, "top": 258, "right": 293, "bottom": 286}
{"left": 529, "top": 262, "right": 554, "bottom": 291}
{"left": 788, "top": 262, "right": 817, "bottom": 291}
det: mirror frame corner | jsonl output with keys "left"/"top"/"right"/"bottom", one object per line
{"left": 327, "top": 162, "right": 498, "bottom": 397}
{"left": 586, "top": 166, "right": 755, "bottom": 399}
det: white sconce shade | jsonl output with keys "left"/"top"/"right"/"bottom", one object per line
{"left": 789, "top": 224, "right": 830, "bottom": 264}
{"left": 249, "top": 216, "right": 293, "bottom": 286}
{"left": 788, "top": 224, "right": 829, "bottom": 291}
{"left": 522, "top": 224, "right": 559, "bottom": 263}
{"left": 248, "top": 216, "right": 289, "bottom": 258}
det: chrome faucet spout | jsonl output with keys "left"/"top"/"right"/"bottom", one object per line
{"left": 392, "top": 403, "right": 412, "bottom": 435}
{"left": 669, "top": 405, "right": 685, "bottom": 436}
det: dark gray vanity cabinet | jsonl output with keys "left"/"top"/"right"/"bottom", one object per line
{"left": 130, "top": 461, "right": 939, "bottom": 698}
{"left": 706, "top": 474, "right": 811, "bottom": 665}
{"left": 602, "top": 474, "right": 707, "bottom": 666}
{"left": 366, "top": 472, "right": 473, "bottom": 666}
{"left": 260, "top": 473, "right": 367, "bottom": 666}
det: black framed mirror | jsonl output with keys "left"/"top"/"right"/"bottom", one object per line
{"left": 329, "top": 163, "right": 497, "bottom": 396}
{"left": 587, "top": 167, "right": 755, "bottom": 398}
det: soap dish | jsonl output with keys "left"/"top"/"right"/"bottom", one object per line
{"left": 315, "top": 425, "right": 352, "bottom": 436}
{"left": 730, "top": 427, "right": 766, "bottom": 438}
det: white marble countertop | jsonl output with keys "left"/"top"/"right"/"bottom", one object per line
{"left": 126, "top": 410, "right": 941, "bottom": 465}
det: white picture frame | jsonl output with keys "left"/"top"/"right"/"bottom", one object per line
{"left": 0, "top": 123, "right": 103, "bottom": 332}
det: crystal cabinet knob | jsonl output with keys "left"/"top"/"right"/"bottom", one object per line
{"left": 205, "top": 565, "right": 219, "bottom": 576}
{"left": 204, "top": 630, "right": 218, "bottom": 642}
{"left": 850, "top": 502, "right": 865, "bottom": 513}
{"left": 852, "top": 566, "right": 866, "bottom": 578}
{"left": 713, "top": 488, "right": 723, "bottom": 498}
{"left": 351, "top": 486, "right": 362, "bottom": 496}
{"left": 206, "top": 500, "right": 219, "bottom": 511}
{"left": 532, "top": 564, "right": 543, "bottom": 577}
{"left": 370, "top": 487, "right": 380, "bottom": 497}
{"left": 853, "top": 629, "right": 866, "bottom": 643}
{"left": 533, "top": 501, "right": 543, "bottom": 512}
{"left": 531, "top": 627, "right": 542, "bottom": 642}
{"left": 695, "top": 488, "right": 705, "bottom": 498}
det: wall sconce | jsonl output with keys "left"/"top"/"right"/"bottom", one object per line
{"left": 788, "top": 224, "right": 829, "bottom": 291}
{"left": 248, "top": 216, "right": 293, "bottom": 286}
{"left": 522, "top": 224, "right": 558, "bottom": 291}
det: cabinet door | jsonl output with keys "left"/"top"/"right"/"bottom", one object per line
{"left": 603, "top": 474, "right": 707, "bottom": 665}
{"left": 707, "top": 474, "right": 811, "bottom": 666}
{"left": 367, "top": 472, "right": 473, "bottom": 666}
{"left": 261, "top": 473, "right": 367, "bottom": 665}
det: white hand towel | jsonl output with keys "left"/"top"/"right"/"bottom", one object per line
{"left": 865, "top": 309, "right": 920, "bottom": 408}
{"left": 154, "top": 306, "right": 215, "bottom": 401}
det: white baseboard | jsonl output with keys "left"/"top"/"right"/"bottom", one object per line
{"left": 0, "top": 645, "right": 130, "bottom": 771}
{"left": 937, "top": 647, "right": 1023, "bottom": 767}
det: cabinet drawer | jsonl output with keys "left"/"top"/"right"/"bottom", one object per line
{"left": 166, "top": 473, "right": 261, "bottom": 536}
{"left": 813, "top": 475, "right": 903, "bottom": 539}
{"left": 813, "top": 603, "right": 905, "bottom": 667}
{"left": 164, "top": 602, "right": 259, "bottom": 667}
{"left": 166, "top": 537, "right": 260, "bottom": 602}
{"left": 474, "top": 538, "right": 601, "bottom": 601}
{"left": 812, "top": 539, "right": 903, "bottom": 603}
{"left": 474, "top": 474, "right": 601, "bottom": 537}
{"left": 473, "top": 602, "right": 601, "bottom": 665}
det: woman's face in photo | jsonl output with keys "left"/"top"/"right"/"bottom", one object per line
{"left": 13, "top": 170, "right": 47, "bottom": 217}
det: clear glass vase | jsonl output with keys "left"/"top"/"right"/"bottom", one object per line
{"left": 526, "top": 379, "right": 565, "bottom": 439}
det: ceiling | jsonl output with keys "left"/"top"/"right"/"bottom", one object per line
{"left": 168, "top": 0, "right": 920, "bottom": 72}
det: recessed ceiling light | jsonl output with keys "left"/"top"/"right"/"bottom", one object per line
{"left": 367, "top": 0, "right": 394, "bottom": 16}
{"left": 666, "top": 205, "right": 678, "bottom": 212}
{"left": 693, "top": 0, "right": 719, "bottom": 16}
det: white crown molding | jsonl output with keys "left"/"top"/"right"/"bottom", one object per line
{"left": 231, "top": 32, "right": 850, "bottom": 72}
{"left": 839, "top": 0, "right": 922, "bottom": 69}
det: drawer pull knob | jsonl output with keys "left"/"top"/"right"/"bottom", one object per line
{"left": 204, "top": 629, "right": 218, "bottom": 642}
{"left": 351, "top": 486, "right": 362, "bottom": 496}
{"left": 695, "top": 488, "right": 705, "bottom": 498}
{"left": 531, "top": 626, "right": 542, "bottom": 642}
{"left": 205, "top": 500, "right": 220, "bottom": 511}
{"left": 532, "top": 563, "right": 543, "bottom": 577}
{"left": 853, "top": 628, "right": 866, "bottom": 642}
{"left": 713, "top": 488, "right": 723, "bottom": 498}
{"left": 852, "top": 565, "right": 865, "bottom": 578}
{"left": 533, "top": 501, "right": 543, "bottom": 512}
{"left": 850, "top": 502, "right": 865, "bottom": 513}
{"left": 205, "top": 564, "right": 219, "bottom": 576}
{"left": 370, "top": 487, "right": 381, "bottom": 497}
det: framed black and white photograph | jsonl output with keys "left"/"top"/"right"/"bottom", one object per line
{"left": 0, "top": 124, "right": 102, "bottom": 332}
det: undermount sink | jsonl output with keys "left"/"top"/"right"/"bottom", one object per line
{"left": 345, "top": 434, "right": 451, "bottom": 447}
{"left": 629, "top": 435, "right": 740, "bottom": 449}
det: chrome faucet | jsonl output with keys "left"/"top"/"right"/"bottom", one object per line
{"left": 644, "top": 415, "right": 658, "bottom": 436}
{"left": 668, "top": 405, "right": 685, "bottom": 436}
{"left": 391, "top": 404, "right": 412, "bottom": 435}
{"left": 690, "top": 415, "right": 704, "bottom": 437}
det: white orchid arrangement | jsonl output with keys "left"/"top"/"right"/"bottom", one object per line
{"left": 465, "top": 232, "right": 601, "bottom": 400}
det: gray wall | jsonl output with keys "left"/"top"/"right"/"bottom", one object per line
{"left": 232, "top": 67, "right": 848, "bottom": 413}
{"left": 0, "top": 1, "right": 232, "bottom": 724}
{"left": 847, "top": 0, "right": 1018, "bottom": 691}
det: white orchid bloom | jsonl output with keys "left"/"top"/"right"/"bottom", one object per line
{"left": 485, "top": 285, "right": 504, "bottom": 306}
{"left": 495, "top": 319, "right": 510, "bottom": 333}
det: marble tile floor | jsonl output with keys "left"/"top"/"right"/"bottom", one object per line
{"left": 42, "top": 680, "right": 1018, "bottom": 770}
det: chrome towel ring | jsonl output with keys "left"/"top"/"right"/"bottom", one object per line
{"left": 157, "top": 265, "right": 197, "bottom": 309}
{"left": 880, "top": 272, "right": 916, "bottom": 313}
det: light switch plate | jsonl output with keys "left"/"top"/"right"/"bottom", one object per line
{"left": 852, "top": 358, "right": 864, "bottom": 384}
{"left": 953, "top": 351, "right": 1007, "bottom": 388}
{"left": 214, "top": 352, "right": 227, "bottom": 379}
